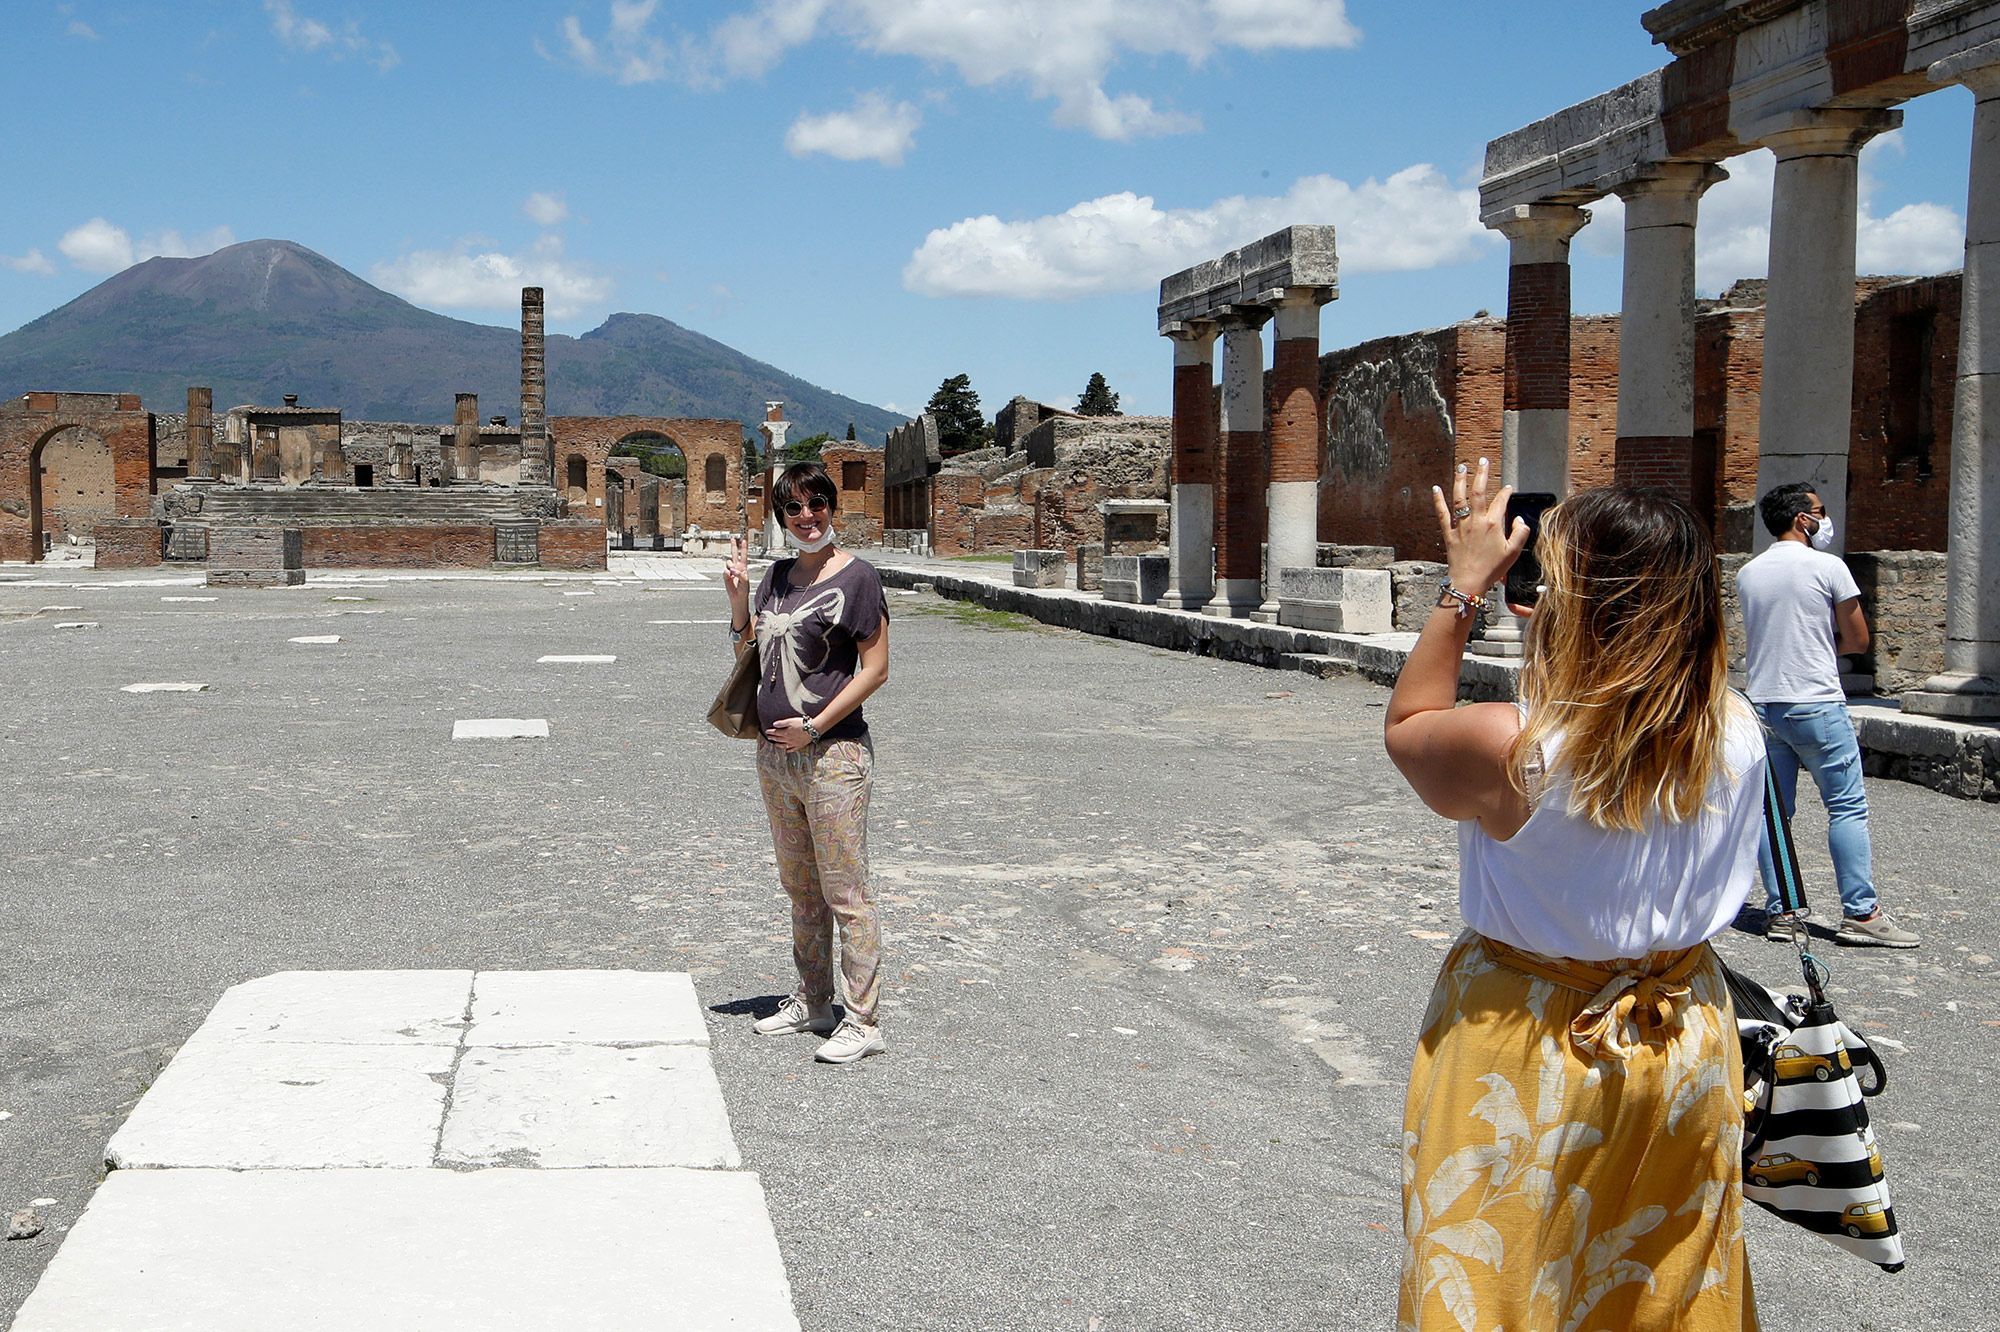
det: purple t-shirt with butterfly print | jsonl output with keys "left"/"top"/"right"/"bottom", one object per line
{"left": 751, "top": 555, "right": 888, "bottom": 740}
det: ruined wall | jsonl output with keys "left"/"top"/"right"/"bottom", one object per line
{"left": 0, "top": 392, "right": 154, "bottom": 562}
{"left": 820, "top": 443, "right": 885, "bottom": 544}
{"left": 298, "top": 523, "right": 495, "bottom": 569}
{"left": 1029, "top": 418, "right": 1171, "bottom": 553}
{"left": 549, "top": 416, "right": 742, "bottom": 531}
{"left": 538, "top": 520, "right": 610, "bottom": 570}
{"left": 1848, "top": 275, "right": 1958, "bottom": 552}
{"left": 92, "top": 518, "right": 165, "bottom": 568}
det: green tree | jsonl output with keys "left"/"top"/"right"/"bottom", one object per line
{"left": 845, "top": 421, "right": 857, "bottom": 441}
{"left": 1075, "top": 371, "right": 1121, "bottom": 417}
{"left": 927, "top": 373, "right": 989, "bottom": 456}
{"left": 784, "top": 432, "right": 831, "bottom": 464}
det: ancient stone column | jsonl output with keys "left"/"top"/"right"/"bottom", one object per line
{"left": 760, "top": 401, "right": 789, "bottom": 552}
{"left": 1208, "top": 308, "right": 1271, "bottom": 618}
{"left": 1256, "top": 291, "right": 1330, "bottom": 622}
{"left": 186, "top": 386, "right": 214, "bottom": 482}
{"left": 1614, "top": 163, "right": 1727, "bottom": 498}
{"left": 453, "top": 393, "right": 478, "bottom": 483}
{"left": 1751, "top": 108, "right": 1900, "bottom": 554}
{"left": 1479, "top": 203, "right": 1588, "bottom": 655}
{"left": 1158, "top": 321, "right": 1217, "bottom": 611}
{"left": 1909, "top": 53, "right": 2000, "bottom": 719}
{"left": 519, "top": 287, "right": 551, "bottom": 486}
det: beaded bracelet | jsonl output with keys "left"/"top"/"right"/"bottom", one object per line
{"left": 1435, "top": 579, "right": 1491, "bottom": 619}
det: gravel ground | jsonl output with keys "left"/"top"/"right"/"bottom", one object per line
{"left": 1, "top": 565, "right": 1994, "bottom": 1331}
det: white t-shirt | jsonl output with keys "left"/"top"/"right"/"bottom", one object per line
{"left": 1736, "top": 541, "right": 1861, "bottom": 704}
{"left": 1457, "top": 705, "right": 1766, "bottom": 961}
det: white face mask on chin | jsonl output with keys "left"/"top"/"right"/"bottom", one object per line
{"left": 783, "top": 527, "right": 836, "bottom": 554}
{"left": 1809, "top": 514, "right": 1835, "bottom": 551}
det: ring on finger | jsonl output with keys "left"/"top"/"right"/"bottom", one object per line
{"left": 1452, "top": 505, "right": 1472, "bottom": 520}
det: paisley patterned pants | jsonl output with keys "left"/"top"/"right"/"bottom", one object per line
{"left": 755, "top": 737, "right": 881, "bottom": 1025}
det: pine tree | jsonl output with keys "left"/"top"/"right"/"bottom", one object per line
{"left": 926, "top": 373, "right": 989, "bottom": 455}
{"left": 1075, "top": 371, "right": 1121, "bottom": 417}
{"left": 845, "top": 421, "right": 857, "bottom": 441}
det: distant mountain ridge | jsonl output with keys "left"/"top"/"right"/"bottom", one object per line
{"left": 0, "top": 240, "right": 903, "bottom": 442}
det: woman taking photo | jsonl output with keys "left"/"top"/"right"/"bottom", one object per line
{"left": 1384, "top": 461, "right": 1764, "bottom": 1329}
{"left": 723, "top": 461, "right": 890, "bottom": 1065}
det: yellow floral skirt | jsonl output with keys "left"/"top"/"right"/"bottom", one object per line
{"left": 1399, "top": 931, "right": 1758, "bottom": 1332}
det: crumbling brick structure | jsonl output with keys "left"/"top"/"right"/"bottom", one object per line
{"left": 0, "top": 392, "right": 155, "bottom": 562}
{"left": 549, "top": 416, "right": 742, "bottom": 533}
{"left": 819, "top": 443, "right": 885, "bottom": 545}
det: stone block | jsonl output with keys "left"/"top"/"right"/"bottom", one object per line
{"left": 207, "top": 526, "right": 303, "bottom": 587}
{"left": 465, "top": 970, "right": 709, "bottom": 1048}
{"left": 1012, "top": 549, "right": 1066, "bottom": 588}
{"left": 1075, "top": 542, "right": 1105, "bottom": 592}
{"left": 1315, "top": 544, "right": 1396, "bottom": 569}
{"left": 1103, "top": 554, "right": 1168, "bottom": 605}
{"left": 1158, "top": 225, "right": 1339, "bottom": 329}
{"left": 1276, "top": 566, "right": 1393, "bottom": 633}
{"left": 91, "top": 519, "right": 165, "bottom": 569}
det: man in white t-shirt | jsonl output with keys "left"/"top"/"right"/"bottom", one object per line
{"left": 1737, "top": 483, "right": 1919, "bottom": 948}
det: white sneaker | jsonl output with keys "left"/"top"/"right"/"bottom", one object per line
{"left": 813, "top": 1018, "right": 886, "bottom": 1064}
{"left": 752, "top": 995, "right": 836, "bottom": 1036}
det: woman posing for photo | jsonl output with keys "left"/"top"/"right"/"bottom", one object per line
{"left": 1384, "top": 462, "right": 1765, "bottom": 1329}
{"left": 723, "top": 461, "right": 891, "bottom": 1065}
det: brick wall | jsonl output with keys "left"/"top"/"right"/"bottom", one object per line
{"left": 538, "top": 521, "right": 610, "bottom": 570}
{"left": 929, "top": 473, "right": 987, "bottom": 556}
{"left": 0, "top": 393, "right": 155, "bottom": 562}
{"left": 1504, "top": 262, "right": 1573, "bottom": 411}
{"left": 820, "top": 443, "right": 885, "bottom": 544}
{"left": 299, "top": 523, "right": 495, "bottom": 569}
{"left": 92, "top": 519, "right": 165, "bottom": 569}
{"left": 1848, "top": 275, "right": 1957, "bottom": 551}
{"left": 550, "top": 416, "right": 743, "bottom": 532}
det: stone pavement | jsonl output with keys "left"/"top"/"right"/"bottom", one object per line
{"left": 12, "top": 970, "right": 796, "bottom": 1330}
{"left": 1, "top": 559, "right": 1995, "bottom": 1330}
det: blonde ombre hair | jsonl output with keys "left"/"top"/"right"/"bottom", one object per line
{"left": 1512, "top": 487, "right": 1743, "bottom": 831}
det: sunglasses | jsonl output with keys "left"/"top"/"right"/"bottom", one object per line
{"left": 781, "top": 496, "right": 830, "bottom": 517}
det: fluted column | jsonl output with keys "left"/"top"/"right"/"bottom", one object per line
{"left": 1477, "top": 203, "right": 1588, "bottom": 656}
{"left": 1159, "top": 321, "right": 1217, "bottom": 611}
{"left": 1207, "top": 309, "right": 1271, "bottom": 618}
{"left": 519, "top": 287, "right": 550, "bottom": 486}
{"left": 186, "top": 386, "right": 214, "bottom": 482}
{"left": 1255, "top": 291, "right": 1330, "bottom": 622}
{"left": 1614, "top": 162, "right": 1727, "bottom": 498}
{"left": 1909, "top": 53, "right": 2000, "bottom": 719}
{"left": 1751, "top": 108, "right": 1901, "bottom": 554}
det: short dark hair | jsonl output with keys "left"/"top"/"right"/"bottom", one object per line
{"left": 772, "top": 461, "right": 838, "bottom": 514}
{"left": 1759, "top": 482, "right": 1817, "bottom": 537}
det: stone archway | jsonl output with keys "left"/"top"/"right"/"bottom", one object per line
{"left": 617, "top": 431, "right": 687, "bottom": 535}
{"left": 0, "top": 392, "right": 155, "bottom": 563}
{"left": 35, "top": 426, "right": 115, "bottom": 550}
{"left": 547, "top": 416, "right": 743, "bottom": 535}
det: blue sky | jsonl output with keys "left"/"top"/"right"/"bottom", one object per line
{"left": 0, "top": 1, "right": 1977, "bottom": 421}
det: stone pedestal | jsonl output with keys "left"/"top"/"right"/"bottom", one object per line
{"left": 1012, "top": 549, "right": 1065, "bottom": 588}
{"left": 1750, "top": 108, "right": 1900, "bottom": 554}
{"left": 1075, "top": 542, "right": 1105, "bottom": 592}
{"left": 1103, "top": 554, "right": 1169, "bottom": 605}
{"left": 208, "top": 527, "right": 304, "bottom": 588}
{"left": 1276, "top": 566, "right": 1392, "bottom": 633}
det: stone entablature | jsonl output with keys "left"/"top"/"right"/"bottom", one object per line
{"left": 1157, "top": 225, "right": 1339, "bottom": 332}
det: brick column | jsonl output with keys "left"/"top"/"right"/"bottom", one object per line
{"left": 519, "top": 287, "right": 550, "bottom": 486}
{"left": 1479, "top": 203, "right": 1589, "bottom": 655}
{"left": 1207, "top": 309, "right": 1271, "bottom": 618}
{"left": 1255, "top": 291, "right": 1330, "bottom": 622}
{"left": 1159, "top": 321, "right": 1217, "bottom": 611}
{"left": 1614, "top": 162, "right": 1727, "bottom": 498}
{"left": 1909, "top": 53, "right": 2000, "bottom": 719}
{"left": 1751, "top": 108, "right": 1900, "bottom": 554}
{"left": 186, "top": 386, "right": 214, "bottom": 482}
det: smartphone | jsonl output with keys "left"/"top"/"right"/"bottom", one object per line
{"left": 1503, "top": 492, "right": 1559, "bottom": 607}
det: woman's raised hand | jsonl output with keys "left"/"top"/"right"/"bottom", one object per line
{"left": 723, "top": 535, "right": 749, "bottom": 605}
{"left": 1432, "top": 457, "right": 1529, "bottom": 596}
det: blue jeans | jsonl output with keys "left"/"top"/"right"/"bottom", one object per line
{"left": 1756, "top": 701, "right": 1878, "bottom": 920}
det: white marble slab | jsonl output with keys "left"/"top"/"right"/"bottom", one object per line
{"left": 121, "top": 682, "right": 210, "bottom": 694}
{"left": 10, "top": 1168, "right": 801, "bottom": 1332}
{"left": 288, "top": 634, "right": 341, "bottom": 644}
{"left": 439, "top": 1044, "right": 739, "bottom": 1169}
{"left": 180, "top": 970, "right": 473, "bottom": 1049}
{"left": 104, "top": 1041, "right": 450, "bottom": 1170}
{"left": 562, "top": 590, "right": 595, "bottom": 597}
{"left": 466, "top": 970, "right": 709, "bottom": 1048}
{"left": 452, "top": 718, "right": 550, "bottom": 740}
{"left": 160, "top": 596, "right": 216, "bottom": 603}
{"left": 537, "top": 654, "right": 616, "bottom": 664}
{"left": 53, "top": 621, "right": 98, "bottom": 630}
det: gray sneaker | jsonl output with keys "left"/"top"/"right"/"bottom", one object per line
{"left": 814, "top": 1018, "right": 886, "bottom": 1064}
{"left": 752, "top": 995, "right": 837, "bottom": 1036}
{"left": 1836, "top": 913, "right": 1921, "bottom": 949}
{"left": 1766, "top": 912, "right": 1806, "bottom": 944}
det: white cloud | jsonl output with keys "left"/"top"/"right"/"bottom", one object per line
{"left": 55, "top": 219, "right": 235, "bottom": 274}
{"left": 371, "top": 235, "right": 613, "bottom": 320}
{"left": 554, "top": 0, "right": 1360, "bottom": 139}
{"left": 58, "top": 218, "right": 133, "bottom": 273}
{"left": 904, "top": 165, "right": 1489, "bottom": 300}
{"left": 1577, "top": 134, "right": 1964, "bottom": 293}
{"left": 66, "top": 19, "right": 99, "bottom": 40}
{"left": 3, "top": 249, "right": 56, "bottom": 276}
{"left": 785, "top": 91, "right": 921, "bottom": 165}
{"left": 523, "top": 192, "right": 570, "bottom": 226}
{"left": 265, "top": 0, "right": 399, "bottom": 72}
